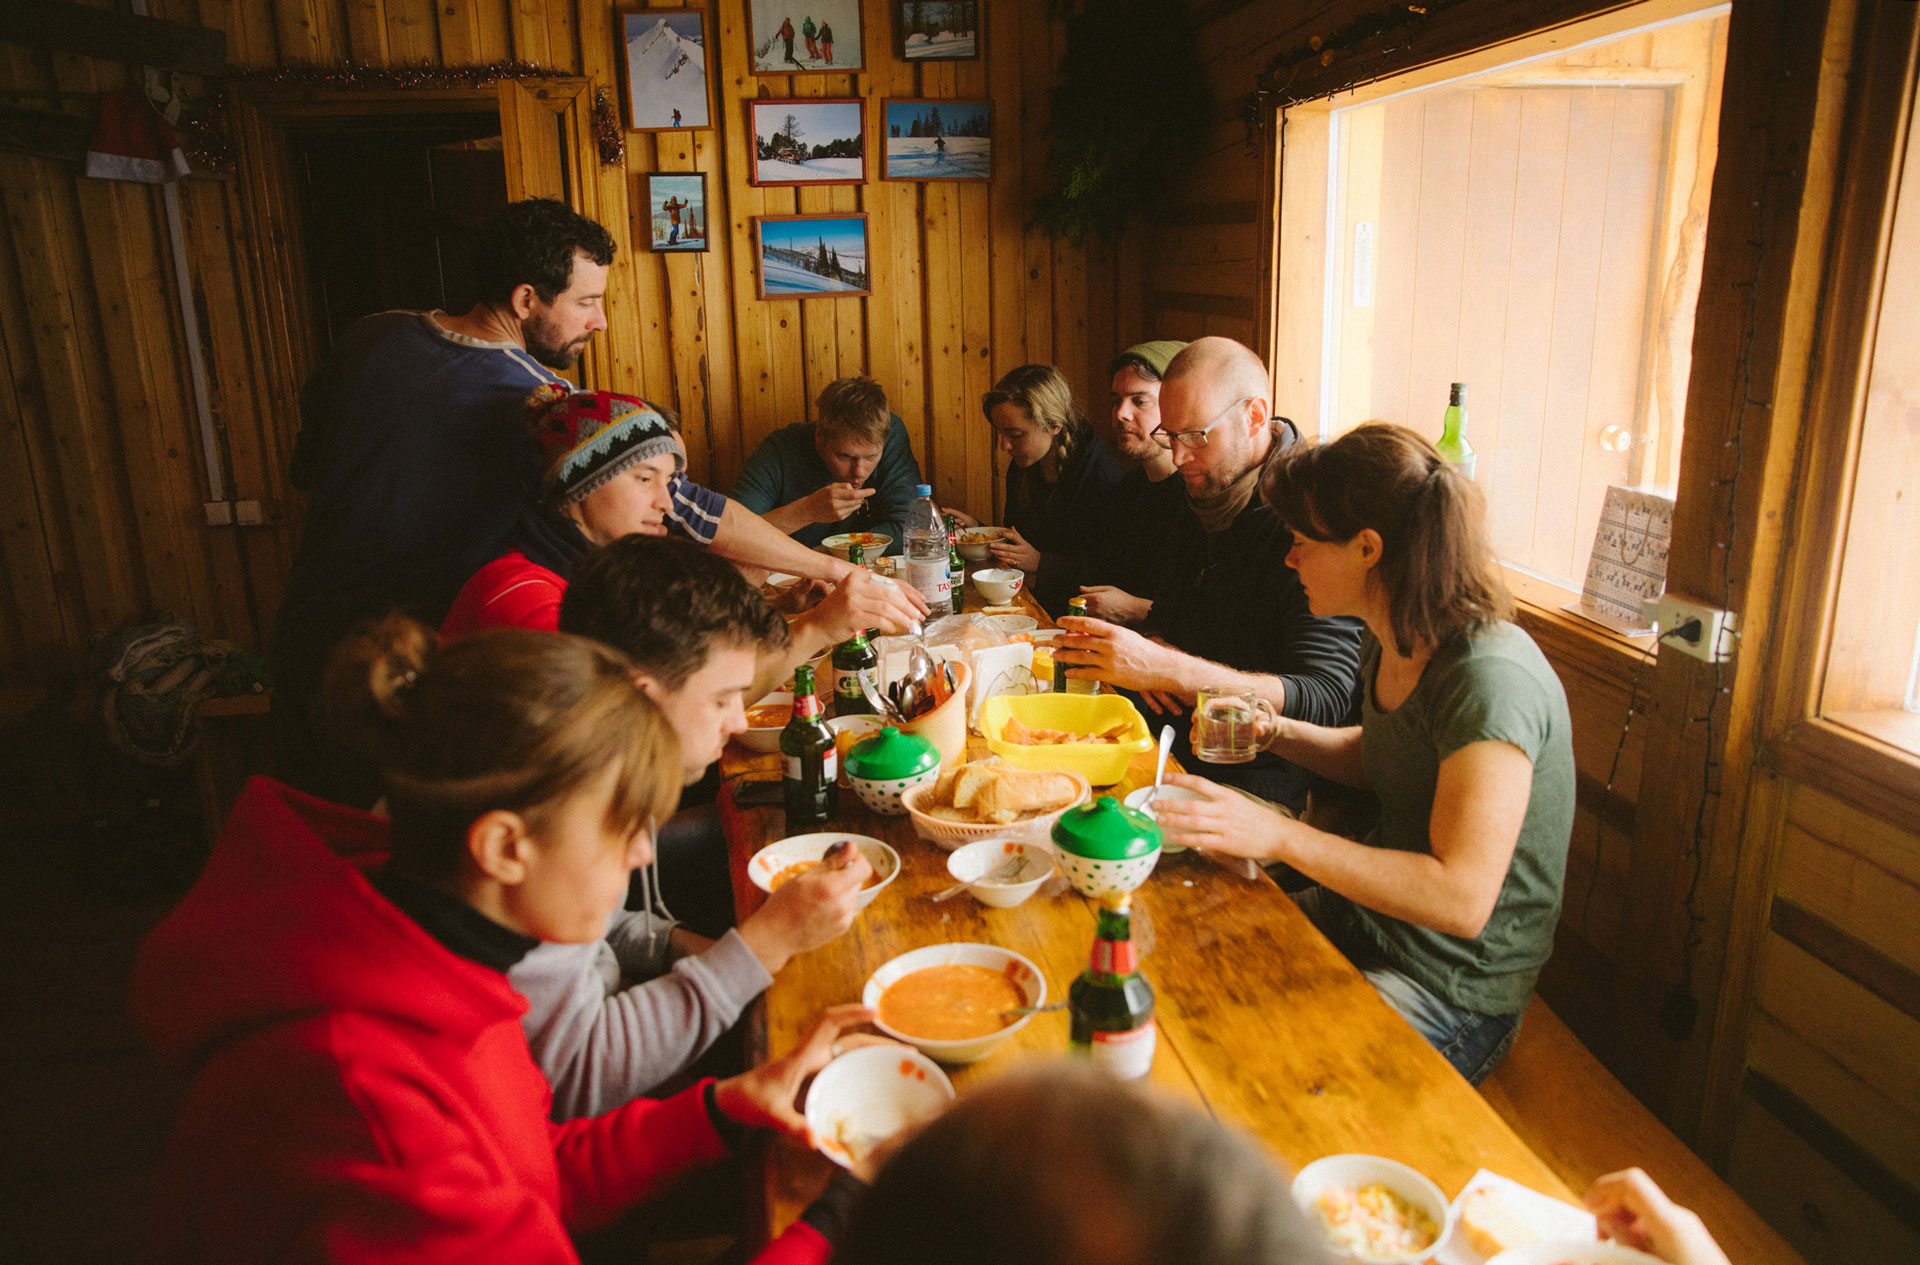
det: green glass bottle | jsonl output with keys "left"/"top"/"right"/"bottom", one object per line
{"left": 847, "top": 540, "right": 865, "bottom": 570}
{"left": 944, "top": 513, "right": 965, "bottom": 615}
{"left": 781, "top": 664, "right": 836, "bottom": 830}
{"left": 1069, "top": 893, "right": 1156, "bottom": 1079}
{"left": 832, "top": 627, "right": 878, "bottom": 717}
{"left": 1437, "top": 382, "right": 1476, "bottom": 479}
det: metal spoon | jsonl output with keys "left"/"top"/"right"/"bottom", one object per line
{"left": 930, "top": 852, "right": 1029, "bottom": 902}
{"left": 1000, "top": 1001, "right": 1068, "bottom": 1019}
{"left": 1147, "top": 724, "right": 1175, "bottom": 806}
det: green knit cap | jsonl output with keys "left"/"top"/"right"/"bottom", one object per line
{"left": 1111, "top": 340, "right": 1189, "bottom": 381}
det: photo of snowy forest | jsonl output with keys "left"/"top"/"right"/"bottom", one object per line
{"left": 897, "top": 1, "right": 978, "bottom": 61}
{"left": 749, "top": 98, "right": 866, "bottom": 186}
{"left": 620, "top": 9, "right": 711, "bottom": 131}
{"left": 883, "top": 100, "right": 991, "bottom": 181}
{"left": 748, "top": 0, "right": 864, "bottom": 74}
{"left": 755, "top": 216, "right": 871, "bottom": 298}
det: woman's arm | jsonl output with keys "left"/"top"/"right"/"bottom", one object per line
{"left": 1156, "top": 739, "right": 1534, "bottom": 938}
{"left": 1264, "top": 716, "right": 1368, "bottom": 787}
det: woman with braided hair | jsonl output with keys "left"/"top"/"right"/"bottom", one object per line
{"left": 978, "top": 363, "right": 1130, "bottom": 616}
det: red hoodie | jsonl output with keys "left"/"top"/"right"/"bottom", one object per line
{"left": 132, "top": 778, "right": 828, "bottom": 1264}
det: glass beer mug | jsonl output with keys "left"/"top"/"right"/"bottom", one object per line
{"left": 1191, "top": 686, "right": 1277, "bottom": 764}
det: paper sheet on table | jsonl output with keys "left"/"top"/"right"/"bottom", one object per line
{"left": 1435, "top": 1169, "right": 1597, "bottom": 1264}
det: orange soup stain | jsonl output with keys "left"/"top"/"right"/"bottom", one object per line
{"left": 878, "top": 964, "right": 1027, "bottom": 1042}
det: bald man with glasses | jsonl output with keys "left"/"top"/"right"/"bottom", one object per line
{"left": 1055, "top": 336, "right": 1364, "bottom": 814}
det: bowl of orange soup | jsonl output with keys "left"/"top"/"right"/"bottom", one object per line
{"left": 863, "top": 943, "right": 1047, "bottom": 1064}
{"left": 737, "top": 692, "right": 793, "bottom": 754}
{"left": 748, "top": 832, "right": 899, "bottom": 910}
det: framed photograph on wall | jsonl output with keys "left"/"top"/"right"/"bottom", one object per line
{"left": 883, "top": 99, "right": 991, "bottom": 181}
{"left": 644, "top": 173, "right": 709, "bottom": 252}
{"left": 748, "top": 97, "right": 866, "bottom": 186}
{"left": 897, "top": 1, "right": 979, "bottom": 61}
{"left": 618, "top": 7, "right": 715, "bottom": 131}
{"left": 754, "top": 214, "right": 871, "bottom": 299}
{"left": 748, "top": 0, "right": 864, "bottom": 74}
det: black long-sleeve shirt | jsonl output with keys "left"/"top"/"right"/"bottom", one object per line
{"left": 1004, "top": 431, "right": 1133, "bottom": 616}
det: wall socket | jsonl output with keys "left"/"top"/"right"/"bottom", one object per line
{"left": 1640, "top": 594, "right": 1739, "bottom": 663}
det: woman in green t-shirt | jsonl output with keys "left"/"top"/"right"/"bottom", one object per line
{"left": 1156, "top": 422, "right": 1574, "bottom": 1084}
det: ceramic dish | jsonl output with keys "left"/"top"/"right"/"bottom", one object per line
{"left": 1291, "top": 1154, "right": 1453, "bottom": 1264}
{"left": 989, "top": 614, "right": 1039, "bottom": 635}
{"left": 822, "top": 531, "right": 893, "bottom": 561}
{"left": 972, "top": 568, "right": 1025, "bottom": 604}
{"left": 863, "top": 942, "right": 1046, "bottom": 1064}
{"left": 1122, "top": 783, "right": 1199, "bottom": 853}
{"left": 944, "top": 839, "right": 1055, "bottom": 908}
{"left": 748, "top": 833, "right": 900, "bottom": 909}
{"left": 954, "top": 527, "right": 1004, "bottom": 562}
{"left": 804, "top": 1045, "right": 954, "bottom": 1171}
{"left": 738, "top": 691, "right": 793, "bottom": 753}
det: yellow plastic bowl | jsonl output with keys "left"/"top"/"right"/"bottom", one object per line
{"left": 980, "top": 693, "right": 1154, "bottom": 786}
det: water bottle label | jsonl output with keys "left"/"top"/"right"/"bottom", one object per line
{"left": 1089, "top": 1021, "right": 1156, "bottom": 1080}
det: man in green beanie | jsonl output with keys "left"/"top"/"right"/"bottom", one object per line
{"left": 1073, "top": 339, "right": 1190, "bottom": 624}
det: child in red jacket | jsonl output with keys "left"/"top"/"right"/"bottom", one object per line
{"left": 133, "top": 620, "right": 871, "bottom": 1263}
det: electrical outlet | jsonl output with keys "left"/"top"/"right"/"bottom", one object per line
{"left": 1650, "top": 593, "right": 1738, "bottom": 663}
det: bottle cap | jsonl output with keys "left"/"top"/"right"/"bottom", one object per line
{"left": 915, "top": 483, "right": 932, "bottom": 496}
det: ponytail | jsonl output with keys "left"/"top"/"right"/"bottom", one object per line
{"left": 983, "top": 363, "right": 1089, "bottom": 469}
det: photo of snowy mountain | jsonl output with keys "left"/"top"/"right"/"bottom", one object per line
{"left": 883, "top": 100, "right": 991, "bottom": 181}
{"left": 755, "top": 215, "right": 871, "bottom": 298}
{"left": 620, "top": 9, "right": 712, "bottom": 131}
{"left": 749, "top": 98, "right": 866, "bottom": 187}
{"left": 897, "top": 1, "right": 978, "bottom": 61}
{"left": 749, "top": 0, "right": 864, "bottom": 74}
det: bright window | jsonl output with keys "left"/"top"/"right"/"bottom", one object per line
{"left": 1275, "top": 5, "right": 1728, "bottom": 591}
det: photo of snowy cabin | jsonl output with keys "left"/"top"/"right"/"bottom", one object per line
{"left": 619, "top": 8, "right": 713, "bottom": 131}
{"left": 748, "top": 98, "right": 866, "bottom": 186}
{"left": 884, "top": 99, "right": 991, "bottom": 181}
{"left": 754, "top": 215, "right": 870, "bottom": 298}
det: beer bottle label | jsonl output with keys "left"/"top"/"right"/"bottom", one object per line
{"left": 1089, "top": 1021, "right": 1156, "bottom": 1080}
{"left": 834, "top": 666, "right": 875, "bottom": 704}
{"left": 785, "top": 751, "right": 838, "bottom": 784}
{"left": 1091, "top": 940, "right": 1138, "bottom": 976}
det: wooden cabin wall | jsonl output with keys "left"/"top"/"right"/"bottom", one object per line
{"left": 0, "top": 0, "right": 1085, "bottom": 685}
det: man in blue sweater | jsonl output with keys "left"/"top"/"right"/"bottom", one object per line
{"left": 730, "top": 377, "right": 922, "bottom": 555}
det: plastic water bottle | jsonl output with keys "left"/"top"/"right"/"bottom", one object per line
{"left": 904, "top": 484, "right": 951, "bottom": 612}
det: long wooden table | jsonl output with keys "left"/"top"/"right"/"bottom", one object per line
{"left": 722, "top": 584, "right": 1576, "bottom": 1240}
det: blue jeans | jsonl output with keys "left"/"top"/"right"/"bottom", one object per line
{"left": 1291, "top": 886, "right": 1522, "bottom": 1085}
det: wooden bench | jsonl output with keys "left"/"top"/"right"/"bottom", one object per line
{"left": 1480, "top": 997, "right": 1804, "bottom": 1264}
{"left": 191, "top": 691, "right": 274, "bottom": 845}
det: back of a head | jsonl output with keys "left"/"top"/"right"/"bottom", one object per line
{"left": 316, "top": 615, "right": 681, "bottom": 880}
{"left": 473, "top": 198, "right": 617, "bottom": 305}
{"left": 836, "top": 1062, "right": 1334, "bottom": 1265}
{"left": 559, "top": 535, "right": 789, "bottom": 689}
{"left": 817, "top": 376, "right": 892, "bottom": 448}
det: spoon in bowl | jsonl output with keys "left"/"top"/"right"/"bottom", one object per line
{"left": 1147, "top": 724, "right": 1174, "bottom": 806}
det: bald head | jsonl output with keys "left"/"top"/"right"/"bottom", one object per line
{"left": 1164, "top": 336, "right": 1272, "bottom": 406}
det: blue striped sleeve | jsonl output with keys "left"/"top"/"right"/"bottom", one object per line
{"left": 668, "top": 473, "right": 727, "bottom": 545}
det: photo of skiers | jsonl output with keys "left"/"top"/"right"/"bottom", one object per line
{"left": 748, "top": 98, "right": 866, "bottom": 186}
{"left": 897, "top": 1, "right": 978, "bottom": 61}
{"left": 749, "top": 0, "right": 864, "bottom": 74}
{"left": 645, "top": 173, "right": 708, "bottom": 253}
{"left": 619, "top": 8, "right": 713, "bottom": 131}
{"left": 883, "top": 99, "right": 991, "bottom": 181}
{"left": 754, "top": 214, "right": 871, "bottom": 299}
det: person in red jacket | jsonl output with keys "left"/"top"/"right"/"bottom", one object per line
{"left": 132, "top": 620, "right": 875, "bottom": 1263}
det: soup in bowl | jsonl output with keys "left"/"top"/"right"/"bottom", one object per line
{"left": 862, "top": 942, "right": 1046, "bottom": 1064}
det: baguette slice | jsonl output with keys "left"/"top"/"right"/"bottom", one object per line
{"left": 1457, "top": 1185, "right": 1541, "bottom": 1258}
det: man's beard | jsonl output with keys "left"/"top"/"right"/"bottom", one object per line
{"left": 1112, "top": 430, "right": 1160, "bottom": 462}
{"left": 525, "top": 310, "right": 589, "bottom": 369}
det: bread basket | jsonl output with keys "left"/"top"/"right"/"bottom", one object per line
{"left": 900, "top": 769, "right": 1091, "bottom": 851}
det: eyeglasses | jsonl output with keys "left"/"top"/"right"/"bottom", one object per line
{"left": 1152, "top": 396, "right": 1253, "bottom": 450}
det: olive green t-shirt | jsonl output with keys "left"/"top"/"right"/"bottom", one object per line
{"left": 1349, "top": 623, "right": 1574, "bottom": 1015}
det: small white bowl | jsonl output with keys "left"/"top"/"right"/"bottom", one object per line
{"left": 1122, "top": 784, "right": 1200, "bottom": 853}
{"left": 748, "top": 832, "right": 900, "bottom": 910}
{"left": 1292, "top": 1154, "right": 1454, "bottom": 1264}
{"left": 989, "top": 614, "right": 1039, "bottom": 635}
{"left": 945, "top": 839, "right": 1055, "bottom": 908}
{"left": 1488, "top": 1243, "right": 1666, "bottom": 1265}
{"left": 972, "top": 568, "right": 1025, "bottom": 605}
{"left": 738, "top": 691, "right": 793, "bottom": 754}
{"left": 864, "top": 942, "right": 1047, "bottom": 1064}
{"left": 804, "top": 1044, "right": 954, "bottom": 1171}
{"left": 822, "top": 532, "right": 893, "bottom": 561}
{"left": 955, "top": 528, "right": 1003, "bottom": 563}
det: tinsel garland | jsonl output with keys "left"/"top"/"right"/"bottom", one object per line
{"left": 592, "top": 87, "right": 624, "bottom": 166}
{"left": 1242, "top": 0, "right": 1471, "bottom": 144}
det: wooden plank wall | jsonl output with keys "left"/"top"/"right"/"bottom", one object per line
{"left": 0, "top": 0, "right": 1088, "bottom": 683}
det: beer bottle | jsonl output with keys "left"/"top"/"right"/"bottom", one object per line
{"left": 847, "top": 541, "right": 865, "bottom": 570}
{"left": 781, "top": 664, "right": 836, "bottom": 830}
{"left": 944, "top": 513, "right": 965, "bottom": 614}
{"left": 1069, "top": 893, "right": 1156, "bottom": 1079}
{"left": 1059, "top": 595, "right": 1099, "bottom": 695}
{"left": 832, "top": 627, "right": 878, "bottom": 716}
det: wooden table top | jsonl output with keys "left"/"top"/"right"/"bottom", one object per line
{"left": 722, "top": 582, "right": 1574, "bottom": 1238}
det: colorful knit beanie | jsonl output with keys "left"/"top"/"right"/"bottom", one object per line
{"left": 526, "top": 384, "right": 686, "bottom": 507}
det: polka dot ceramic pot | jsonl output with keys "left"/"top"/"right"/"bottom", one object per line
{"left": 845, "top": 727, "right": 942, "bottom": 818}
{"left": 1051, "top": 795, "right": 1163, "bottom": 899}
{"left": 1053, "top": 845, "right": 1162, "bottom": 899}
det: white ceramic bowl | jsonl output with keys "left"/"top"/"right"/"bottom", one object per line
{"left": 972, "top": 568, "right": 1025, "bottom": 605}
{"left": 738, "top": 691, "right": 793, "bottom": 754}
{"left": 1122, "top": 784, "right": 1200, "bottom": 853}
{"left": 864, "top": 942, "right": 1047, "bottom": 1064}
{"left": 748, "top": 832, "right": 900, "bottom": 910}
{"left": 955, "top": 527, "right": 1003, "bottom": 562}
{"left": 899, "top": 770, "right": 1091, "bottom": 851}
{"left": 822, "top": 531, "right": 893, "bottom": 561}
{"left": 989, "top": 614, "right": 1039, "bottom": 635}
{"left": 945, "top": 839, "right": 1055, "bottom": 908}
{"left": 1488, "top": 1243, "right": 1666, "bottom": 1265}
{"left": 849, "top": 764, "right": 943, "bottom": 817}
{"left": 804, "top": 1044, "right": 954, "bottom": 1171}
{"left": 1291, "top": 1154, "right": 1454, "bottom": 1264}
{"left": 1055, "top": 843, "right": 1161, "bottom": 899}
